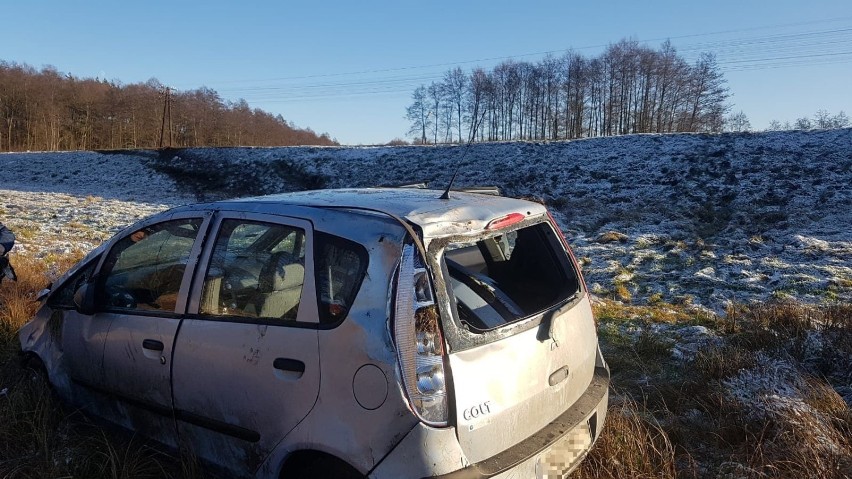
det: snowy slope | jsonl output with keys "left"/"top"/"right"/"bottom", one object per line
{"left": 1, "top": 129, "right": 850, "bottom": 309}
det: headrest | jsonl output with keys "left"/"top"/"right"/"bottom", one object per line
{"left": 259, "top": 252, "right": 304, "bottom": 293}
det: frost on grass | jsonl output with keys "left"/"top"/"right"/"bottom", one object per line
{"left": 613, "top": 320, "right": 721, "bottom": 362}
{"left": 723, "top": 354, "right": 849, "bottom": 456}
{"left": 1, "top": 129, "right": 852, "bottom": 309}
{"left": 1, "top": 189, "right": 174, "bottom": 258}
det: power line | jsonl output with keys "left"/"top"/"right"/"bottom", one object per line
{"left": 163, "top": 17, "right": 852, "bottom": 105}
{"left": 175, "top": 15, "right": 852, "bottom": 90}
{"left": 215, "top": 72, "right": 445, "bottom": 93}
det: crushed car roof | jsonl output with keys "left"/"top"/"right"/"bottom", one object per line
{"left": 207, "top": 188, "right": 548, "bottom": 237}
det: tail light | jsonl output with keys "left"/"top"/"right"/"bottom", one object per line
{"left": 394, "top": 243, "right": 449, "bottom": 426}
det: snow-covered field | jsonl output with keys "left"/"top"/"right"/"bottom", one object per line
{"left": 1, "top": 129, "right": 850, "bottom": 310}
{"left": 1, "top": 130, "right": 850, "bottom": 476}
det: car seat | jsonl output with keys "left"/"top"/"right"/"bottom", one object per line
{"left": 247, "top": 252, "right": 304, "bottom": 320}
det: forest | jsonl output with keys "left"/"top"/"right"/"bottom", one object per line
{"left": 406, "top": 40, "right": 730, "bottom": 143}
{"left": 0, "top": 61, "right": 336, "bottom": 152}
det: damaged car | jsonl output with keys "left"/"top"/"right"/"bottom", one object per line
{"left": 19, "top": 187, "right": 609, "bottom": 478}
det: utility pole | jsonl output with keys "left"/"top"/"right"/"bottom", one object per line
{"left": 159, "top": 86, "right": 172, "bottom": 148}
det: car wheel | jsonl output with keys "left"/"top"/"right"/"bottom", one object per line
{"left": 18, "top": 353, "right": 53, "bottom": 395}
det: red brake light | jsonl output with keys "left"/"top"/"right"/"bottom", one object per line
{"left": 486, "top": 212, "right": 525, "bottom": 230}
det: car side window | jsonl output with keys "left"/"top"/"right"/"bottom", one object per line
{"left": 47, "top": 255, "right": 101, "bottom": 309}
{"left": 97, "top": 218, "right": 202, "bottom": 313}
{"left": 314, "top": 232, "right": 368, "bottom": 324}
{"left": 200, "top": 219, "right": 306, "bottom": 322}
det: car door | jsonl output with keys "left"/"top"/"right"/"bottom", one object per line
{"left": 55, "top": 254, "right": 106, "bottom": 389}
{"left": 87, "top": 212, "right": 210, "bottom": 448}
{"left": 171, "top": 212, "right": 321, "bottom": 475}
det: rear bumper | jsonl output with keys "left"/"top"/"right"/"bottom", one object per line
{"left": 370, "top": 366, "right": 610, "bottom": 478}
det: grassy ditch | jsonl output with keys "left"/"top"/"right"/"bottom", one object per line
{"left": 2, "top": 252, "right": 850, "bottom": 478}
{"left": 151, "top": 148, "right": 326, "bottom": 201}
{"left": 578, "top": 300, "right": 852, "bottom": 478}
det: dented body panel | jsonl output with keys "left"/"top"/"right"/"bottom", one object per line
{"left": 19, "top": 188, "right": 608, "bottom": 478}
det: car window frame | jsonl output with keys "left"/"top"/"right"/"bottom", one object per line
{"left": 91, "top": 211, "right": 213, "bottom": 318}
{"left": 313, "top": 230, "right": 369, "bottom": 327}
{"left": 186, "top": 211, "right": 320, "bottom": 327}
{"left": 430, "top": 215, "right": 585, "bottom": 352}
{"left": 46, "top": 253, "right": 102, "bottom": 310}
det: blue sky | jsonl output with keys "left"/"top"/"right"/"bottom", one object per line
{"left": 3, "top": 1, "right": 850, "bottom": 144}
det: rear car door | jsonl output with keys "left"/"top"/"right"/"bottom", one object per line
{"left": 171, "top": 212, "right": 321, "bottom": 475}
{"left": 87, "top": 213, "right": 209, "bottom": 448}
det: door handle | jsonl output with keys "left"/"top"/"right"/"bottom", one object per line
{"left": 548, "top": 365, "right": 570, "bottom": 386}
{"left": 273, "top": 358, "right": 305, "bottom": 373}
{"left": 142, "top": 339, "right": 165, "bottom": 351}
{"left": 273, "top": 358, "right": 305, "bottom": 380}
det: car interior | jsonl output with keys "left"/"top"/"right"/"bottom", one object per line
{"left": 445, "top": 223, "right": 579, "bottom": 332}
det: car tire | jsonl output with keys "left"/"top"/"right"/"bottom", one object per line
{"left": 18, "top": 353, "right": 55, "bottom": 399}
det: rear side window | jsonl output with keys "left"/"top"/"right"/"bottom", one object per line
{"left": 444, "top": 222, "right": 579, "bottom": 332}
{"left": 314, "top": 232, "right": 368, "bottom": 325}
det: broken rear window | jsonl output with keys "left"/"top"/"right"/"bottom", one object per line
{"left": 443, "top": 222, "right": 579, "bottom": 332}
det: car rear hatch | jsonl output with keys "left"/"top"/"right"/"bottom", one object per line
{"left": 430, "top": 213, "right": 599, "bottom": 464}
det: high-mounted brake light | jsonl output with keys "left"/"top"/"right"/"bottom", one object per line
{"left": 486, "top": 212, "right": 525, "bottom": 230}
{"left": 394, "top": 244, "right": 449, "bottom": 426}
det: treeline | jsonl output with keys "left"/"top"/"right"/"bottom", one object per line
{"left": 407, "top": 40, "right": 728, "bottom": 143}
{"left": 0, "top": 61, "right": 336, "bottom": 151}
{"left": 768, "top": 110, "right": 850, "bottom": 131}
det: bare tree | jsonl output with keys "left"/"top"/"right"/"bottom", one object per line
{"left": 465, "top": 68, "right": 489, "bottom": 142}
{"left": 832, "top": 111, "right": 849, "bottom": 128}
{"left": 406, "top": 85, "right": 429, "bottom": 144}
{"left": 813, "top": 109, "right": 833, "bottom": 129}
{"left": 426, "top": 82, "right": 443, "bottom": 144}
{"left": 408, "top": 38, "right": 733, "bottom": 143}
{"left": 725, "top": 111, "right": 751, "bottom": 132}
{"left": 443, "top": 68, "right": 467, "bottom": 144}
{"left": 766, "top": 120, "right": 784, "bottom": 131}
{"left": 794, "top": 117, "right": 813, "bottom": 130}
{"left": 0, "top": 61, "right": 336, "bottom": 151}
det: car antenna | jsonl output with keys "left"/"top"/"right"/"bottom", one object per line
{"left": 439, "top": 165, "right": 461, "bottom": 200}
{"left": 439, "top": 134, "right": 477, "bottom": 200}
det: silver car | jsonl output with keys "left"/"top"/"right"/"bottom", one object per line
{"left": 19, "top": 188, "right": 609, "bottom": 478}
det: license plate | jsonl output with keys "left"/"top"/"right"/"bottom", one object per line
{"left": 536, "top": 422, "right": 593, "bottom": 479}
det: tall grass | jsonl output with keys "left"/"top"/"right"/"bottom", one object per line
{"left": 574, "top": 395, "right": 681, "bottom": 479}
{"left": 586, "top": 299, "right": 852, "bottom": 479}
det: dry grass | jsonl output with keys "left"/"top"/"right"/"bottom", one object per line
{"left": 693, "top": 344, "right": 757, "bottom": 381}
{"left": 3, "top": 252, "right": 851, "bottom": 477}
{"left": 0, "top": 251, "right": 207, "bottom": 479}
{"left": 589, "top": 299, "right": 852, "bottom": 479}
{"left": 596, "top": 231, "right": 629, "bottom": 244}
{"left": 613, "top": 283, "right": 632, "bottom": 303}
{"left": 575, "top": 395, "right": 682, "bottom": 479}
{"left": 594, "top": 299, "right": 716, "bottom": 325}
